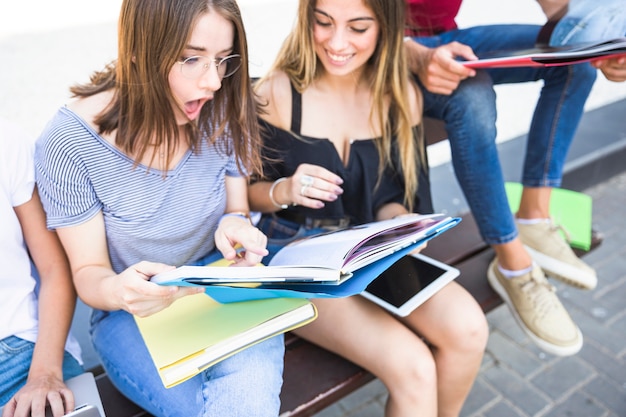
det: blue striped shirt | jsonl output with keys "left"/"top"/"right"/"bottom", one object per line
{"left": 35, "top": 106, "right": 243, "bottom": 273}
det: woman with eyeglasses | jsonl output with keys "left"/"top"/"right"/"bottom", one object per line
{"left": 248, "top": 0, "right": 489, "bottom": 415}
{"left": 34, "top": 0, "right": 283, "bottom": 415}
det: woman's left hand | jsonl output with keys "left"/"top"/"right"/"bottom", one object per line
{"left": 288, "top": 164, "right": 344, "bottom": 208}
{"left": 593, "top": 55, "right": 626, "bottom": 82}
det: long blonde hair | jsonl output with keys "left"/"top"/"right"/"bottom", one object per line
{"left": 259, "top": 0, "right": 423, "bottom": 210}
{"left": 70, "top": 0, "right": 262, "bottom": 176}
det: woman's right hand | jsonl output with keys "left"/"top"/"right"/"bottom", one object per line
{"left": 114, "top": 261, "right": 204, "bottom": 317}
{"left": 287, "top": 164, "right": 344, "bottom": 208}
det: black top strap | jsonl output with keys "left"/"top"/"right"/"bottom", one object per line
{"left": 290, "top": 82, "right": 302, "bottom": 135}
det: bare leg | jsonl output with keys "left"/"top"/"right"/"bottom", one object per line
{"left": 294, "top": 296, "right": 439, "bottom": 417}
{"left": 402, "top": 281, "right": 489, "bottom": 417}
{"left": 493, "top": 238, "right": 533, "bottom": 270}
{"left": 491, "top": 186, "right": 552, "bottom": 270}
{"left": 517, "top": 186, "right": 552, "bottom": 220}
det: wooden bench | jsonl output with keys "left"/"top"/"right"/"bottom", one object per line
{"left": 87, "top": 118, "right": 603, "bottom": 417}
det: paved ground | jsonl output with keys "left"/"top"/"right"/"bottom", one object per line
{"left": 312, "top": 169, "right": 626, "bottom": 417}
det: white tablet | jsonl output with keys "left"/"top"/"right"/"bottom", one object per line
{"left": 360, "top": 253, "right": 460, "bottom": 317}
{"left": 44, "top": 373, "right": 105, "bottom": 417}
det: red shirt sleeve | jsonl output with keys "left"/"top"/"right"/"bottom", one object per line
{"left": 405, "top": 0, "right": 463, "bottom": 36}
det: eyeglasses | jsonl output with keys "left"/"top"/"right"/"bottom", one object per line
{"left": 177, "top": 54, "right": 242, "bottom": 79}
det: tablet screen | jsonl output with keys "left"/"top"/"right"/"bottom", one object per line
{"left": 364, "top": 254, "right": 450, "bottom": 308}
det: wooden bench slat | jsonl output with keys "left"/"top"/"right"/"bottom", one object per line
{"left": 422, "top": 213, "right": 489, "bottom": 265}
{"left": 280, "top": 339, "right": 374, "bottom": 416}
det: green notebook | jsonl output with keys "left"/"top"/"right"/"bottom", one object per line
{"left": 505, "top": 182, "right": 592, "bottom": 250}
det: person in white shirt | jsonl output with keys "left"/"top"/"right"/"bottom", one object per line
{"left": 0, "top": 118, "right": 83, "bottom": 417}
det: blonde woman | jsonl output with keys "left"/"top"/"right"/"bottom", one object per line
{"left": 248, "top": 1, "right": 489, "bottom": 415}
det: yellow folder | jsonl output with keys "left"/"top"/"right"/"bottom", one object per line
{"left": 135, "top": 293, "right": 317, "bottom": 388}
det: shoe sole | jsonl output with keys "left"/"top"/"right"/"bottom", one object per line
{"left": 487, "top": 266, "right": 583, "bottom": 357}
{"left": 523, "top": 245, "right": 597, "bottom": 290}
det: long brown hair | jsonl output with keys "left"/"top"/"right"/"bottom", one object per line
{"left": 259, "top": 0, "right": 423, "bottom": 210}
{"left": 70, "top": 0, "right": 262, "bottom": 175}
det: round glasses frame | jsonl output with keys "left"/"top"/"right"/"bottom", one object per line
{"left": 177, "top": 54, "right": 242, "bottom": 79}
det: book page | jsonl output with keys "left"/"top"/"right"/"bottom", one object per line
{"left": 268, "top": 214, "right": 446, "bottom": 272}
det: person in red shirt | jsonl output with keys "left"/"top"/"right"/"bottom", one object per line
{"left": 405, "top": 0, "right": 462, "bottom": 36}
{"left": 404, "top": 0, "right": 625, "bottom": 357}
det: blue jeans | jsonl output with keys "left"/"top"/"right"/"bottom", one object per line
{"left": 412, "top": 24, "right": 597, "bottom": 245}
{"left": 550, "top": 0, "right": 626, "bottom": 46}
{"left": 0, "top": 336, "right": 84, "bottom": 406}
{"left": 257, "top": 215, "right": 326, "bottom": 265}
{"left": 90, "top": 251, "right": 285, "bottom": 417}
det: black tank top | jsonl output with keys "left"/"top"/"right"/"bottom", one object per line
{"left": 257, "top": 83, "right": 433, "bottom": 225}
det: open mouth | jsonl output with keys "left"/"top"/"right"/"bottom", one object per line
{"left": 184, "top": 98, "right": 208, "bottom": 120}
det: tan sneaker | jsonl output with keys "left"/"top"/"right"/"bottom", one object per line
{"left": 516, "top": 220, "right": 597, "bottom": 290}
{"left": 487, "top": 259, "right": 583, "bottom": 356}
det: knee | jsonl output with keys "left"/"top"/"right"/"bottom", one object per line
{"left": 570, "top": 62, "right": 598, "bottom": 86}
{"left": 444, "top": 72, "right": 497, "bottom": 146}
{"left": 208, "top": 337, "right": 284, "bottom": 415}
{"left": 216, "top": 335, "right": 284, "bottom": 385}
{"left": 460, "top": 311, "right": 490, "bottom": 355}
{"left": 240, "top": 335, "right": 285, "bottom": 381}
{"left": 441, "top": 308, "right": 489, "bottom": 357}
{"left": 548, "top": 63, "right": 597, "bottom": 94}
{"left": 409, "top": 352, "right": 437, "bottom": 384}
{"left": 450, "top": 72, "right": 496, "bottom": 115}
{"left": 384, "top": 346, "right": 438, "bottom": 392}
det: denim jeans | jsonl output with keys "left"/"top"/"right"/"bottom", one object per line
{"left": 90, "top": 251, "right": 285, "bottom": 417}
{"left": 256, "top": 215, "right": 326, "bottom": 265}
{"left": 550, "top": 0, "right": 626, "bottom": 46}
{"left": 0, "top": 336, "right": 84, "bottom": 406}
{"left": 412, "top": 24, "right": 597, "bottom": 245}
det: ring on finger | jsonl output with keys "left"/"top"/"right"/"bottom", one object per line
{"left": 300, "top": 184, "right": 311, "bottom": 197}
{"left": 300, "top": 175, "right": 314, "bottom": 186}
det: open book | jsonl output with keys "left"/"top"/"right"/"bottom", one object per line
{"left": 461, "top": 37, "right": 626, "bottom": 69}
{"left": 152, "top": 214, "right": 460, "bottom": 303}
{"left": 135, "top": 294, "right": 317, "bottom": 388}
{"left": 152, "top": 213, "right": 459, "bottom": 286}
